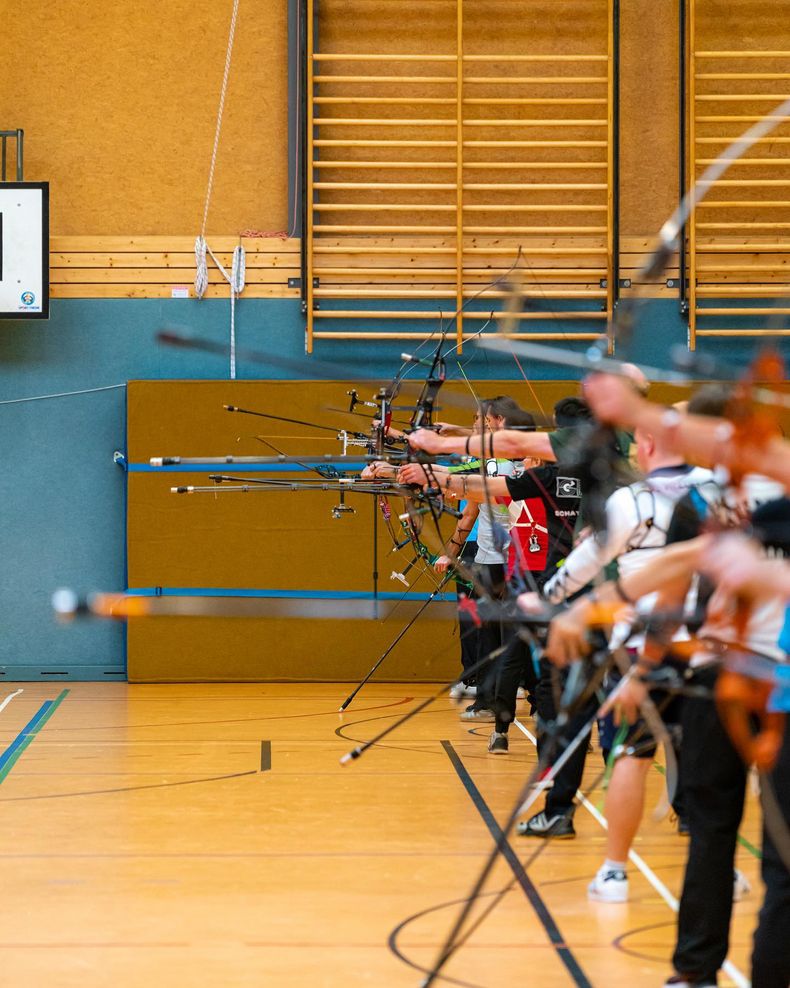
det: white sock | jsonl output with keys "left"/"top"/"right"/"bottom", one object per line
{"left": 604, "top": 859, "right": 627, "bottom": 874}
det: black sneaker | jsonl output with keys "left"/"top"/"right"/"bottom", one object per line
{"left": 663, "top": 976, "right": 717, "bottom": 988}
{"left": 487, "top": 732, "right": 508, "bottom": 755}
{"left": 516, "top": 810, "right": 575, "bottom": 839}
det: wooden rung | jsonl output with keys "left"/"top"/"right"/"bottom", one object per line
{"left": 314, "top": 97, "right": 456, "bottom": 105}
{"left": 312, "top": 204, "right": 457, "bottom": 211}
{"left": 313, "top": 332, "right": 449, "bottom": 339}
{"left": 464, "top": 140, "right": 607, "bottom": 147}
{"left": 463, "top": 119, "right": 608, "bottom": 127}
{"left": 696, "top": 94, "right": 790, "bottom": 101}
{"left": 313, "top": 246, "right": 456, "bottom": 254}
{"left": 464, "top": 204, "right": 608, "bottom": 212}
{"left": 695, "top": 50, "right": 790, "bottom": 57}
{"left": 463, "top": 54, "right": 608, "bottom": 62}
{"left": 314, "top": 181, "right": 456, "bottom": 190}
{"left": 465, "top": 225, "right": 607, "bottom": 233}
{"left": 464, "top": 225, "right": 607, "bottom": 233}
{"left": 309, "top": 309, "right": 605, "bottom": 320}
{"left": 463, "top": 182, "right": 607, "bottom": 190}
{"left": 696, "top": 73, "right": 790, "bottom": 80}
{"left": 697, "top": 265, "right": 790, "bottom": 272}
{"left": 696, "top": 329, "right": 790, "bottom": 336}
{"left": 314, "top": 118, "right": 455, "bottom": 126}
{"left": 696, "top": 158, "right": 790, "bottom": 165}
{"left": 314, "top": 140, "right": 457, "bottom": 147}
{"left": 696, "top": 243, "right": 790, "bottom": 251}
{"left": 313, "top": 54, "right": 457, "bottom": 62}
{"left": 463, "top": 288, "right": 607, "bottom": 298}
{"left": 696, "top": 286, "right": 790, "bottom": 296}
{"left": 697, "top": 223, "right": 790, "bottom": 229}
{"left": 696, "top": 308, "right": 790, "bottom": 315}
{"left": 311, "top": 310, "right": 440, "bottom": 319}
{"left": 463, "top": 162, "right": 607, "bottom": 169}
{"left": 312, "top": 330, "right": 605, "bottom": 339}
{"left": 315, "top": 288, "right": 457, "bottom": 298}
{"left": 314, "top": 267, "right": 457, "bottom": 276}
{"left": 313, "top": 267, "right": 604, "bottom": 277}
{"left": 313, "top": 75, "right": 456, "bottom": 83}
{"left": 697, "top": 201, "right": 790, "bottom": 208}
{"left": 313, "top": 225, "right": 456, "bottom": 233}
{"left": 704, "top": 180, "right": 790, "bottom": 186}
{"left": 697, "top": 115, "right": 790, "bottom": 123}
{"left": 313, "top": 161, "right": 456, "bottom": 169}
{"left": 464, "top": 310, "right": 606, "bottom": 320}
{"left": 462, "top": 98, "right": 607, "bottom": 105}
{"left": 464, "top": 246, "right": 606, "bottom": 254}
{"left": 464, "top": 75, "right": 607, "bottom": 84}
{"left": 696, "top": 136, "right": 790, "bottom": 143}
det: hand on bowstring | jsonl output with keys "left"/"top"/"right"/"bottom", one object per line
{"left": 433, "top": 554, "right": 454, "bottom": 574}
{"left": 406, "top": 428, "right": 447, "bottom": 455}
{"left": 701, "top": 531, "right": 785, "bottom": 601}
{"left": 397, "top": 463, "right": 432, "bottom": 488}
{"left": 602, "top": 675, "right": 647, "bottom": 728}
{"left": 361, "top": 460, "right": 397, "bottom": 481}
{"left": 432, "top": 421, "right": 473, "bottom": 438}
{"left": 516, "top": 591, "right": 543, "bottom": 616}
{"left": 583, "top": 372, "right": 647, "bottom": 428}
{"left": 541, "top": 599, "right": 592, "bottom": 668}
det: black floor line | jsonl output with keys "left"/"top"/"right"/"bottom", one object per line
{"left": 441, "top": 740, "right": 593, "bottom": 988}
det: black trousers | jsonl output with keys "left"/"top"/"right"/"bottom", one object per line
{"left": 673, "top": 666, "right": 747, "bottom": 983}
{"left": 493, "top": 630, "right": 541, "bottom": 734}
{"left": 456, "top": 541, "right": 481, "bottom": 684}
{"left": 469, "top": 563, "right": 507, "bottom": 710}
{"left": 534, "top": 656, "right": 596, "bottom": 818}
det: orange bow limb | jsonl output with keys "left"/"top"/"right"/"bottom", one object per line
{"left": 715, "top": 668, "right": 786, "bottom": 772}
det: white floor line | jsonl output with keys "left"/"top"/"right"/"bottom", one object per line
{"left": 0, "top": 688, "right": 23, "bottom": 718}
{"left": 513, "top": 717, "right": 750, "bottom": 988}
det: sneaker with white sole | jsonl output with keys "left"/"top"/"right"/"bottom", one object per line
{"left": 587, "top": 866, "right": 628, "bottom": 903}
{"left": 449, "top": 682, "right": 477, "bottom": 699}
{"left": 516, "top": 810, "right": 575, "bottom": 839}
{"left": 488, "top": 731, "right": 508, "bottom": 754}
{"left": 733, "top": 868, "right": 751, "bottom": 902}
{"left": 459, "top": 707, "right": 495, "bottom": 722}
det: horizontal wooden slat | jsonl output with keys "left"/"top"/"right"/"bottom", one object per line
{"left": 50, "top": 236, "right": 298, "bottom": 251}
{"left": 50, "top": 268, "right": 298, "bottom": 285}
{"left": 312, "top": 330, "right": 603, "bottom": 340}
{"left": 696, "top": 307, "right": 790, "bottom": 315}
{"left": 51, "top": 285, "right": 300, "bottom": 299}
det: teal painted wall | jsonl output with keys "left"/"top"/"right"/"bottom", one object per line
{"left": 1, "top": 297, "right": 787, "bottom": 679}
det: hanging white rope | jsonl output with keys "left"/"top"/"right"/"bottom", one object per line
{"left": 194, "top": 0, "right": 242, "bottom": 378}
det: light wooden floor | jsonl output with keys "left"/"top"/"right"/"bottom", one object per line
{"left": 0, "top": 683, "right": 763, "bottom": 988}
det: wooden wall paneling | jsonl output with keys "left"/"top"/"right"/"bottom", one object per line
{"left": 4, "top": 2, "right": 289, "bottom": 236}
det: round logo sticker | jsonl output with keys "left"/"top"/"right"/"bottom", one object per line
{"left": 20, "top": 292, "right": 36, "bottom": 306}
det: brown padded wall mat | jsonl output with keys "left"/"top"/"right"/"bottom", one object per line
{"left": 127, "top": 377, "right": 748, "bottom": 682}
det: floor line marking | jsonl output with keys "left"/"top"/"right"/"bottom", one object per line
{"left": 513, "top": 718, "right": 750, "bottom": 988}
{"left": 442, "top": 739, "right": 593, "bottom": 988}
{"left": 0, "top": 690, "right": 69, "bottom": 787}
{"left": 0, "top": 689, "right": 23, "bottom": 718}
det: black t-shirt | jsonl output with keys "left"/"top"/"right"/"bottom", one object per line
{"left": 505, "top": 463, "right": 581, "bottom": 589}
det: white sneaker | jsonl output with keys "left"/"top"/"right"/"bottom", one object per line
{"left": 517, "top": 686, "right": 526, "bottom": 699}
{"left": 459, "top": 707, "right": 495, "bottom": 723}
{"left": 588, "top": 866, "right": 629, "bottom": 903}
{"left": 733, "top": 868, "right": 751, "bottom": 902}
{"left": 449, "top": 682, "right": 477, "bottom": 699}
